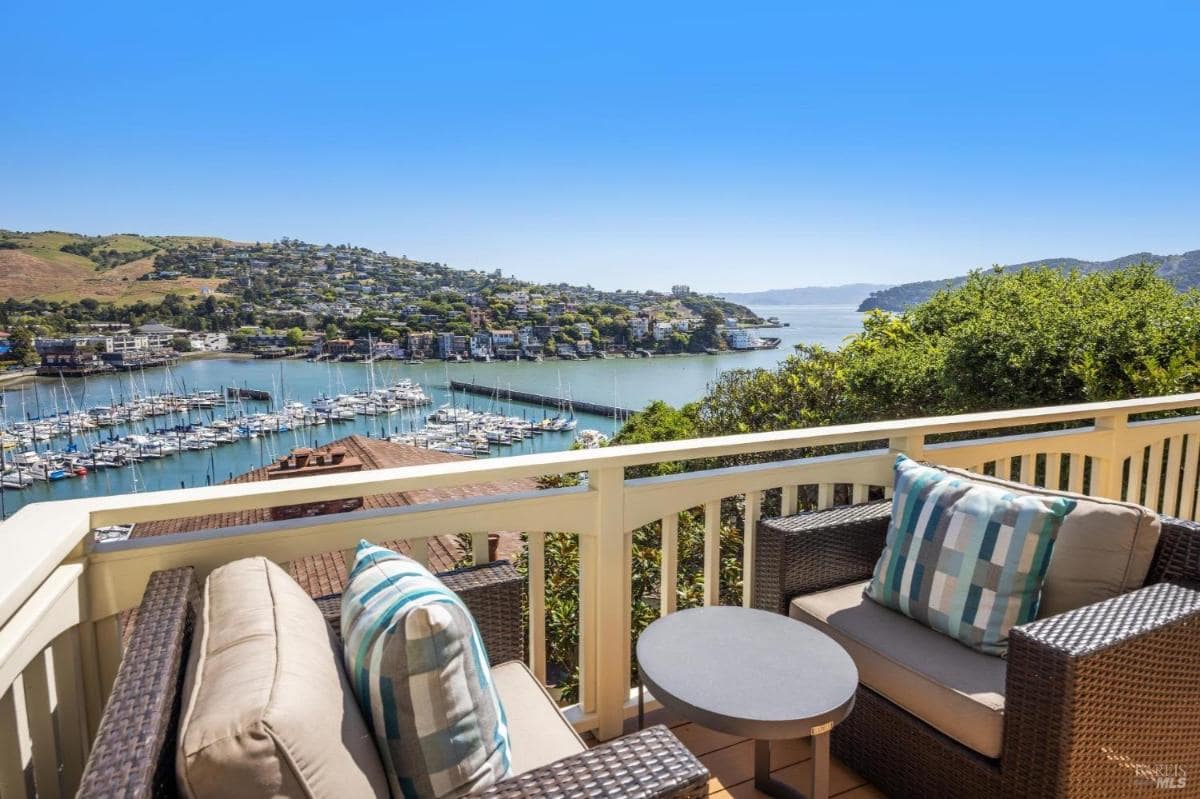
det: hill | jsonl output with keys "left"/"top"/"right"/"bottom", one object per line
{"left": 859, "top": 250, "right": 1200, "bottom": 311}
{"left": 718, "top": 283, "right": 891, "bottom": 306}
{"left": 0, "top": 230, "right": 233, "bottom": 304}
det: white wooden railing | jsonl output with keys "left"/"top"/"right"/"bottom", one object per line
{"left": 4, "top": 393, "right": 1200, "bottom": 796}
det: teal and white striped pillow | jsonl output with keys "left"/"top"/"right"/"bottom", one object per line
{"left": 341, "top": 541, "right": 511, "bottom": 799}
{"left": 865, "top": 456, "right": 1076, "bottom": 655}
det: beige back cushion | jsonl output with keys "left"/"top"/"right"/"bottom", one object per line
{"left": 937, "top": 465, "right": 1161, "bottom": 617}
{"left": 177, "top": 557, "right": 389, "bottom": 799}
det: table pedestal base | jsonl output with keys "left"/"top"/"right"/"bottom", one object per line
{"left": 755, "top": 731, "right": 829, "bottom": 799}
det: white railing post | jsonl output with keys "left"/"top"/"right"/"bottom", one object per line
{"left": 591, "top": 466, "right": 630, "bottom": 741}
{"left": 1094, "top": 413, "right": 1128, "bottom": 501}
{"left": 887, "top": 433, "right": 924, "bottom": 497}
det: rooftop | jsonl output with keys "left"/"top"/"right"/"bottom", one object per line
{"left": 133, "top": 433, "right": 535, "bottom": 589}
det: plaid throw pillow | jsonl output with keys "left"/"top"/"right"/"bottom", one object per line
{"left": 865, "top": 456, "right": 1076, "bottom": 655}
{"left": 341, "top": 541, "right": 511, "bottom": 799}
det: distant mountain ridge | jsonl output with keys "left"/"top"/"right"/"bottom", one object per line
{"left": 859, "top": 250, "right": 1200, "bottom": 312}
{"left": 718, "top": 283, "right": 891, "bottom": 306}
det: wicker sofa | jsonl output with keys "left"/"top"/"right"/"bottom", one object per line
{"left": 76, "top": 560, "right": 709, "bottom": 799}
{"left": 752, "top": 498, "right": 1200, "bottom": 799}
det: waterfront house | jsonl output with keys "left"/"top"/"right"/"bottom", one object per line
{"left": 490, "top": 328, "right": 516, "bottom": 347}
{"left": 35, "top": 338, "right": 108, "bottom": 375}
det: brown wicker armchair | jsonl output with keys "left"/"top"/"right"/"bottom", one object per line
{"left": 752, "top": 500, "right": 1200, "bottom": 799}
{"left": 76, "top": 560, "right": 708, "bottom": 799}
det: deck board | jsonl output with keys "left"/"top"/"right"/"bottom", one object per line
{"left": 596, "top": 707, "right": 886, "bottom": 797}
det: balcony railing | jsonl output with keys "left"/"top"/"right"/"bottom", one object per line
{"left": 4, "top": 392, "right": 1200, "bottom": 797}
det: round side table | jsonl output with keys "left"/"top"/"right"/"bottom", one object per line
{"left": 637, "top": 605, "right": 858, "bottom": 799}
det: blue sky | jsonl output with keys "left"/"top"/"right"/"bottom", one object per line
{"left": 2, "top": 2, "right": 1198, "bottom": 292}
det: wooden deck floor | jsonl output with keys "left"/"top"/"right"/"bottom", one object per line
{"left": 594, "top": 708, "right": 886, "bottom": 798}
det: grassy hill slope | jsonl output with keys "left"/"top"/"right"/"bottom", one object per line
{"left": 0, "top": 230, "right": 231, "bottom": 303}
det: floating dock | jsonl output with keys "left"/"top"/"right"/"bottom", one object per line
{"left": 449, "top": 380, "right": 634, "bottom": 419}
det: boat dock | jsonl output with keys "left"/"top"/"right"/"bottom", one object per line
{"left": 226, "top": 386, "right": 272, "bottom": 402}
{"left": 449, "top": 380, "right": 634, "bottom": 419}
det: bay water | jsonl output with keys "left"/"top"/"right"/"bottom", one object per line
{"left": 0, "top": 305, "right": 863, "bottom": 513}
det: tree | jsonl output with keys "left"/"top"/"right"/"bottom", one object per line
{"left": 285, "top": 327, "right": 305, "bottom": 348}
{"left": 8, "top": 326, "right": 38, "bottom": 366}
{"left": 171, "top": 336, "right": 194, "bottom": 352}
{"left": 324, "top": 323, "right": 341, "bottom": 341}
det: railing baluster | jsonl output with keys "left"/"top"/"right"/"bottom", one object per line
{"left": 471, "top": 532, "right": 491, "bottom": 565}
{"left": 409, "top": 536, "right": 429, "bottom": 568}
{"left": 95, "top": 615, "right": 123, "bottom": 707}
{"left": 1127, "top": 447, "right": 1145, "bottom": 504}
{"left": 742, "top": 491, "right": 761, "bottom": 608}
{"left": 703, "top": 500, "right": 721, "bottom": 606}
{"left": 1145, "top": 440, "right": 1165, "bottom": 513}
{"left": 51, "top": 630, "right": 88, "bottom": 794}
{"left": 659, "top": 515, "right": 678, "bottom": 617}
{"left": 0, "top": 685, "right": 30, "bottom": 798}
{"left": 526, "top": 532, "right": 546, "bottom": 684}
{"left": 21, "top": 651, "right": 60, "bottom": 799}
{"left": 1067, "top": 454, "right": 1084, "bottom": 494}
{"left": 851, "top": 483, "right": 869, "bottom": 504}
{"left": 781, "top": 485, "right": 799, "bottom": 516}
{"left": 576, "top": 535, "right": 598, "bottom": 716}
{"left": 1019, "top": 453, "right": 1035, "bottom": 485}
{"left": 817, "top": 483, "right": 834, "bottom": 510}
{"left": 1163, "top": 436, "right": 1184, "bottom": 516}
{"left": 1181, "top": 435, "right": 1199, "bottom": 520}
{"left": 1044, "top": 453, "right": 1062, "bottom": 490}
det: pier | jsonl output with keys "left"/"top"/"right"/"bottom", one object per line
{"left": 226, "top": 386, "right": 272, "bottom": 402}
{"left": 449, "top": 380, "right": 635, "bottom": 419}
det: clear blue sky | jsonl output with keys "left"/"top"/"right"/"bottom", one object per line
{"left": 2, "top": 2, "right": 1198, "bottom": 292}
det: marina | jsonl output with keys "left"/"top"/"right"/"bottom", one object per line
{"left": 0, "top": 305, "right": 863, "bottom": 515}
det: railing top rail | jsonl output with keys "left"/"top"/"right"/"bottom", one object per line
{"left": 2, "top": 391, "right": 1200, "bottom": 627}
{"left": 75, "top": 391, "right": 1200, "bottom": 523}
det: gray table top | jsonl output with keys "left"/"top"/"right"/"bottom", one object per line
{"left": 636, "top": 606, "right": 858, "bottom": 740}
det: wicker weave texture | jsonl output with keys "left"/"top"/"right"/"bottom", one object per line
{"left": 832, "top": 685, "right": 1002, "bottom": 799}
{"left": 476, "top": 725, "right": 708, "bottom": 799}
{"left": 77, "top": 566, "right": 197, "bottom": 799}
{"left": 317, "top": 559, "right": 525, "bottom": 665}
{"left": 1005, "top": 580, "right": 1200, "bottom": 798}
{"left": 752, "top": 500, "right": 891, "bottom": 614}
{"left": 1148, "top": 516, "right": 1200, "bottom": 586}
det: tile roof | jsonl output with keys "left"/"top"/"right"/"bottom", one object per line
{"left": 130, "top": 434, "right": 535, "bottom": 593}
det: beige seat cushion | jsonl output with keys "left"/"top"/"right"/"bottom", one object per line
{"left": 177, "top": 557, "right": 389, "bottom": 799}
{"left": 491, "top": 661, "right": 586, "bottom": 775}
{"left": 937, "top": 465, "right": 1161, "bottom": 616}
{"left": 791, "top": 581, "right": 1006, "bottom": 758}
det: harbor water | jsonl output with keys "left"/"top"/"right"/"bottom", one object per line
{"left": 0, "top": 305, "right": 863, "bottom": 514}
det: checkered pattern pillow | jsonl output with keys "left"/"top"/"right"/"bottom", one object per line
{"left": 341, "top": 541, "right": 511, "bottom": 799}
{"left": 865, "top": 456, "right": 1076, "bottom": 655}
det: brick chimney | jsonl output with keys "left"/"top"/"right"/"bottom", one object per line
{"left": 266, "top": 446, "right": 365, "bottom": 521}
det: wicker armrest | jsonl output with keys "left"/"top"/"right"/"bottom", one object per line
{"left": 752, "top": 500, "right": 891, "bottom": 614}
{"left": 1003, "top": 581, "right": 1200, "bottom": 796}
{"left": 477, "top": 725, "right": 708, "bottom": 799}
{"left": 1148, "top": 515, "right": 1200, "bottom": 585}
{"left": 77, "top": 567, "right": 198, "bottom": 799}
{"left": 317, "top": 559, "right": 526, "bottom": 664}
